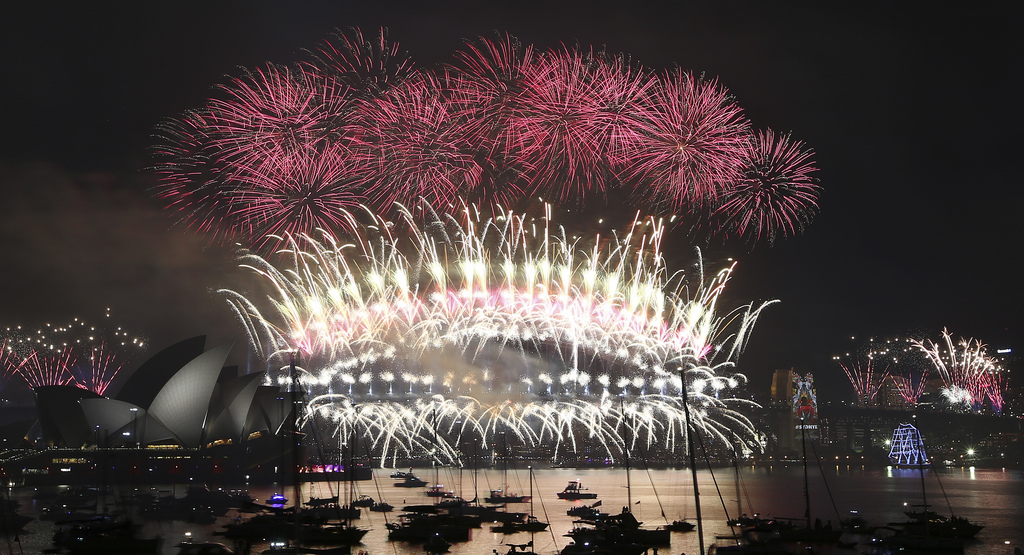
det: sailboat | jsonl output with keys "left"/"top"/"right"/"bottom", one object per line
{"left": 761, "top": 417, "right": 844, "bottom": 544}
{"left": 893, "top": 431, "right": 983, "bottom": 540}
{"left": 486, "top": 433, "right": 531, "bottom": 504}
{"left": 490, "top": 466, "right": 549, "bottom": 533}
{"left": 562, "top": 409, "right": 669, "bottom": 552}
{"left": 255, "top": 352, "right": 367, "bottom": 553}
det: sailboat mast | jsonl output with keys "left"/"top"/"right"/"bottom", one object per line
{"left": 800, "top": 416, "right": 811, "bottom": 529}
{"left": 732, "top": 434, "right": 742, "bottom": 521}
{"left": 289, "top": 350, "right": 303, "bottom": 546}
{"left": 622, "top": 398, "right": 632, "bottom": 508}
{"left": 529, "top": 465, "right": 534, "bottom": 515}
{"left": 917, "top": 433, "right": 928, "bottom": 513}
{"left": 349, "top": 420, "right": 356, "bottom": 527}
{"left": 681, "top": 368, "right": 705, "bottom": 555}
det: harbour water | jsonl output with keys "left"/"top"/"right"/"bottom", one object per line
{"left": 6, "top": 464, "right": 1022, "bottom": 555}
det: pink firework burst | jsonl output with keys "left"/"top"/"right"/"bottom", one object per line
{"left": 17, "top": 346, "right": 76, "bottom": 389}
{"left": 207, "top": 63, "right": 352, "bottom": 176}
{"left": 153, "top": 30, "right": 823, "bottom": 247}
{"left": 619, "top": 69, "right": 751, "bottom": 212}
{"left": 154, "top": 64, "right": 364, "bottom": 245}
{"left": 513, "top": 45, "right": 656, "bottom": 204}
{"left": 446, "top": 33, "right": 536, "bottom": 201}
{"left": 447, "top": 33, "right": 536, "bottom": 148}
{"left": 982, "top": 371, "right": 1005, "bottom": 414}
{"left": 712, "top": 130, "right": 820, "bottom": 244}
{"left": 151, "top": 109, "right": 238, "bottom": 243}
{"left": 304, "top": 26, "right": 415, "bottom": 97}
{"left": 353, "top": 73, "right": 485, "bottom": 209}
{"left": 228, "top": 142, "right": 365, "bottom": 245}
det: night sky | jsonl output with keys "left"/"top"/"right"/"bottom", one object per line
{"left": 1, "top": 2, "right": 1021, "bottom": 400}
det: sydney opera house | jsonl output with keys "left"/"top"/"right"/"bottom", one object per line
{"left": 0, "top": 337, "right": 365, "bottom": 485}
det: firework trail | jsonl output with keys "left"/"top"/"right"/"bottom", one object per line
{"left": 890, "top": 371, "right": 928, "bottom": 406}
{"left": 222, "top": 203, "right": 773, "bottom": 464}
{"left": 912, "top": 328, "right": 1004, "bottom": 412}
{"left": 153, "top": 29, "right": 820, "bottom": 250}
{"left": 836, "top": 356, "right": 890, "bottom": 406}
{"left": 67, "top": 342, "right": 124, "bottom": 396}
{"left": 16, "top": 345, "right": 76, "bottom": 389}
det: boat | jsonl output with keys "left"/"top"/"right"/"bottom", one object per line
{"left": 665, "top": 519, "right": 696, "bottom": 532}
{"left": 369, "top": 500, "right": 394, "bottom": 512}
{"left": 485, "top": 488, "right": 531, "bottom": 504}
{"left": 385, "top": 513, "right": 473, "bottom": 543}
{"left": 894, "top": 513, "right": 984, "bottom": 539}
{"left": 485, "top": 433, "right": 532, "bottom": 504}
{"left": 567, "top": 506, "right": 671, "bottom": 547}
{"left": 350, "top": 495, "right": 375, "bottom": 508}
{"left": 567, "top": 500, "right": 604, "bottom": 519}
{"left": 426, "top": 484, "right": 457, "bottom": 498}
{"left": 557, "top": 480, "right": 598, "bottom": 500}
{"left": 891, "top": 427, "right": 984, "bottom": 539}
{"left": 305, "top": 495, "right": 339, "bottom": 507}
{"left": 266, "top": 493, "right": 288, "bottom": 505}
{"left": 394, "top": 473, "right": 429, "bottom": 488}
{"left": 491, "top": 466, "right": 549, "bottom": 534}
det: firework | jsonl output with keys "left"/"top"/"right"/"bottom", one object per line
{"left": 17, "top": 345, "right": 76, "bottom": 389}
{"left": 206, "top": 63, "right": 351, "bottom": 170}
{"left": 890, "top": 371, "right": 929, "bottom": 406}
{"left": 510, "top": 45, "right": 655, "bottom": 203}
{"left": 227, "top": 142, "right": 366, "bottom": 244}
{"left": 617, "top": 69, "right": 751, "bottom": 212}
{"left": 67, "top": 342, "right": 124, "bottom": 396}
{"left": 836, "top": 356, "right": 890, "bottom": 406}
{"left": 222, "top": 203, "right": 772, "bottom": 464}
{"left": 912, "top": 328, "right": 1004, "bottom": 413}
{"left": 352, "top": 73, "right": 485, "bottom": 208}
{"left": 304, "top": 26, "right": 415, "bottom": 97}
{"left": 2, "top": 311, "right": 146, "bottom": 394}
{"left": 153, "top": 30, "right": 820, "bottom": 249}
{"left": 712, "top": 130, "right": 820, "bottom": 243}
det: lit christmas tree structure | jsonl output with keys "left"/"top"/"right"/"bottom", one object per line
{"left": 888, "top": 423, "right": 929, "bottom": 466}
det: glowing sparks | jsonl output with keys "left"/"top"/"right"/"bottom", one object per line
{"left": 912, "top": 328, "right": 1005, "bottom": 413}
{"left": 222, "top": 203, "right": 772, "bottom": 464}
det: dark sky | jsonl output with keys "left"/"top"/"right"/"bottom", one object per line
{"left": 1, "top": 2, "right": 1021, "bottom": 400}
